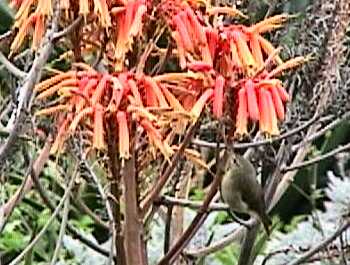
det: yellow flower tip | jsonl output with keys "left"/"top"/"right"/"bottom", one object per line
{"left": 51, "top": 117, "right": 70, "bottom": 154}
{"left": 267, "top": 55, "right": 309, "bottom": 78}
{"left": 93, "top": 0, "right": 111, "bottom": 27}
{"left": 190, "top": 88, "right": 214, "bottom": 119}
{"left": 117, "top": 111, "right": 130, "bottom": 160}
{"left": 79, "top": 0, "right": 90, "bottom": 19}
{"left": 207, "top": 6, "right": 248, "bottom": 19}
{"left": 141, "top": 119, "right": 173, "bottom": 161}
{"left": 126, "top": 105, "right": 158, "bottom": 121}
{"left": 35, "top": 104, "right": 69, "bottom": 116}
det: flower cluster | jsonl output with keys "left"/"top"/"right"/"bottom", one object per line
{"left": 34, "top": 65, "right": 213, "bottom": 159}
{"left": 6, "top": 0, "right": 307, "bottom": 159}
{"left": 9, "top": 0, "right": 148, "bottom": 61}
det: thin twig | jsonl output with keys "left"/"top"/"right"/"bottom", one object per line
{"left": 155, "top": 196, "right": 229, "bottom": 211}
{"left": 52, "top": 16, "right": 83, "bottom": 41}
{"left": 0, "top": 2, "right": 59, "bottom": 167}
{"left": 283, "top": 142, "right": 350, "bottom": 172}
{"left": 191, "top": 112, "right": 320, "bottom": 149}
{"left": 50, "top": 173, "right": 74, "bottom": 265}
{"left": 287, "top": 221, "right": 350, "bottom": 265}
{"left": 83, "top": 159, "right": 116, "bottom": 265}
{"left": 0, "top": 51, "right": 27, "bottom": 78}
{"left": 73, "top": 195, "right": 109, "bottom": 229}
{"left": 157, "top": 125, "right": 228, "bottom": 265}
{"left": 8, "top": 168, "right": 76, "bottom": 265}
{"left": 31, "top": 158, "right": 113, "bottom": 258}
{"left": 141, "top": 118, "right": 201, "bottom": 216}
{"left": 292, "top": 111, "right": 350, "bottom": 152}
{"left": 0, "top": 137, "right": 52, "bottom": 232}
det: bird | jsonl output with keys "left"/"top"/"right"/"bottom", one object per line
{"left": 220, "top": 153, "right": 271, "bottom": 235}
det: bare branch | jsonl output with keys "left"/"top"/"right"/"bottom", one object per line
{"left": 0, "top": 51, "right": 27, "bottom": 78}
{"left": 155, "top": 196, "right": 229, "bottom": 211}
{"left": 283, "top": 142, "right": 350, "bottom": 172}
{"left": 0, "top": 3, "right": 59, "bottom": 166}
{"left": 83, "top": 159, "right": 116, "bottom": 265}
{"left": 50, "top": 178, "right": 72, "bottom": 265}
{"left": 8, "top": 167, "right": 76, "bottom": 265}
{"left": 287, "top": 221, "right": 350, "bottom": 265}
{"left": 141, "top": 118, "right": 201, "bottom": 216}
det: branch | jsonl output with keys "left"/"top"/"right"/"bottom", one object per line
{"left": 50, "top": 177, "right": 72, "bottom": 265}
{"left": 8, "top": 168, "right": 76, "bottom": 265}
{"left": 155, "top": 196, "right": 229, "bottom": 211}
{"left": 0, "top": 136, "right": 52, "bottom": 232}
{"left": 191, "top": 112, "right": 320, "bottom": 149}
{"left": 0, "top": 51, "right": 27, "bottom": 78}
{"left": 123, "top": 146, "right": 146, "bottom": 265}
{"left": 83, "top": 159, "right": 116, "bottom": 265}
{"left": 283, "top": 142, "right": 350, "bottom": 172}
{"left": 157, "top": 126, "right": 228, "bottom": 265}
{"left": 141, "top": 118, "right": 201, "bottom": 215}
{"left": 52, "top": 16, "right": 83, "bottom": 41}
{"left": 0, "top": 3, "right": 59, "bottom": 167}
{"left": 292, "top": 111, "right": 350, "bottom": 152}
{"left": 106, "top": 114, "right": 126, "bottom": 265}
{"left": 287, "top": 221, "right": 350, "bottom": 265}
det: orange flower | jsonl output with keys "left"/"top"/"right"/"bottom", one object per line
{"left": 213, "top": 75, "right": 225, "bottom": 118}
{"left": 245, "top": 79, "right": 260, "bottom": 121}
{"left": 93, "top": 0, "right": 111, "bottom": 27}
{"left": 32, "top": 14, "right": 45, "bottom": 50}
{"left": 236, "top": 88, "right": 248, "bottom": 136}
{"left": 140, "top": 119, "right": 174, "bottom": 161}
{"left": 114, "top": 1, "right": 147, "bottom": 70}
{"left": 232, "top": 30, "right": 257, "bottom": 76}
{"left": 190, "top": 88, "right": 214, "bottom": 118}
{"left": 93, "top": 104, "right": 106, "bottom": 149}
{"left": 117, "top": 111, "right": 130, "bottom": 160}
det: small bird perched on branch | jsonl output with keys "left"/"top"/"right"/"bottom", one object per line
{"left": 220, "top": 153, "right": 271, "bottom": 234}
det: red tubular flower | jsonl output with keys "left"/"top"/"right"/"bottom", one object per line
{"left": 144, "top": 77, "right": 169, "bottom": 108}
{"left": 93, "top": 0, "right": 111, "bottom": 27}
{"left": 173, "top": 14, "right": 195, "bottom": 53}
{"left": 250, "top": 33, "right": 264, "bottom": 69}
{"left": 258, "top": 88, "right": 270, "bottom": 133}
{"left": 172, "top": 31, "right": 187, "bottom": 69}
{"left": 265, "top": 89, "right": 279, "bottom": 135}
{"left": 36, "top": 78, "right": 80, "bottom": 100}
{"left": 232, "top": 30, "right": 257, "bottom": 75}
{"left": 184, "top": 6, "right": 207, "bottom": 45}
{"left": 140, "top": 119, "right": 174, "bottom": 161}
{"left": 187, "top": 61, "right": 213, "bottom": 72}
{"left": 205, "top": 28, "right": 218, "bottom": 61}
{"left": 244, "top": 79, "right": 260, "bottom": 121}
{"left": 236, "top": 88, "right": 248, "bottom": 135}
{"left": 93, "top": 104, "right": 105, "bottom": 150}
{"left": 91, "top": 74, "right": 111, "bottom": 105}
{"left": 32, "top": 14, "right": 45, "bottom": 50}
{"left": 51, "top": 116, "right": 71, "bottom": 154}
{"left": 117, "top": 111, "right": 130, "bottom": 160}
{"left": 213, "top": 75, "right": 225, "bottom": 118}
{"left": 268, "top": 85, "right": 285, "bottom": 120}
{"left": 277, "top": 85, "right": 290, "bottom": 102}
{"left": 128, "top": 79, "right": 144, "bottom": 106}
{"left": 69, "top": 107, "right": 94, "bottom": 133}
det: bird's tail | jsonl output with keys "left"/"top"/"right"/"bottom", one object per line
{"left": 260, "top": 212, "right": 272, "bottom": 236}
